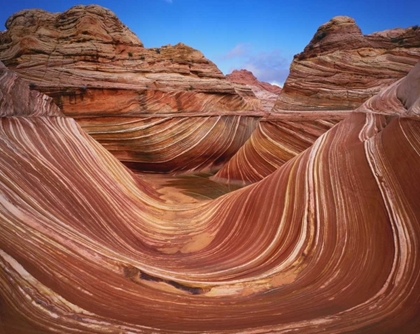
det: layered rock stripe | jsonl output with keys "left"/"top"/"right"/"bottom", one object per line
{"left": 77, "top": 115, "right": 260, "bottom": 173}
{"left": 213, "top": 112, "right": 346, "bottom": 184}
{"left": 1, "top": 53, "right": 420, "bottom": 333}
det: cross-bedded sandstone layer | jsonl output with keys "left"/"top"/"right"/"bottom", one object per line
{"left": 76, "top": 114, "right": 260, "bottom": 173}
{"left": 1, "top": 58, "right": 420, "bottom": 333}
{"left": 0, "top": 5, "right": 264, "bottom": 172}
{"left": 274, "top": 16, "right": 420, "bottom": 112}
{"left": 0, "top": 5, "right": 247, "bottom": 114}
{"left": 213, "top": 111, "right": 347, "bottom": 185}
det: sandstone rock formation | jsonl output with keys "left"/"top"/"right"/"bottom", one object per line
{"left": 227, "top": 69, "right": 282, "bottom": 112}
{"left": 0, "top": 5, "right": 233, "bottom": 109}
{"left": 0, "top": 5, "right": 263, "bottom": 172}
{"left": 274, "top": 16, "right": 420, "bottom": 112}
{"left": 1, "top": 60, "right": 420, "bottom": 333}
{"left": 213, "top": 111, "right": 346, "bottom": 185}
{"left": 3, "top": 8, "right": 418, "bottom": 177}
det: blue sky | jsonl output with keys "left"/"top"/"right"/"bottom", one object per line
{"left": 1, "top": 0, "right": 419, "bottom": 86}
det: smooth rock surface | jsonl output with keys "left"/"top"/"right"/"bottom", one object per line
{"left": 78, "top": 114, "right": 260, "bottom": 173}
{"left": 213, "top": 112, "right": 346, "bottom": 184}
{"left": 1, "top": 56, "right": 420, "bottom": 333}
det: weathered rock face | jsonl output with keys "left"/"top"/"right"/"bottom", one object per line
{"left": 0, "top": 5, "right": 263, "bottom": 172}
{"left": 1, "top": 62, "right": 420, "bottom": 333}
{"left": 226, "top": 69, "right": 282, "bottom": 112}
{"left": 274, "top": 16, "right": 420, "bottom": 112}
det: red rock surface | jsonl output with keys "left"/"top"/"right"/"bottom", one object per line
{"left": 0, "top": 62, "right": 63, "bottom": 117}
{"left": 0, "top": 5, "right": 263, "bottom": 172}
{"left": 78, "top": 114, "right": 260, "bottom": 173}
{"left": 1, "top": 9, "right": 420, "bottom": 333}
{"left": 274, "top": 16, "right": 420, "bottom": 112}
{"left": 1, "top": 61, "right": 420, "bottom": 333}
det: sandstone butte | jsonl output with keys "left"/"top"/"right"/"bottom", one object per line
{"left": 214, "top": 16, "right": 420, "bottom": 184}
{"left": 0, "top": 5, "right": 265, "bottom": 173}
{"left": 226, "top": 69, "right": 282, "bottom": 111}
{"left": 1, "top": 57, "right": 420, "bottom": 332}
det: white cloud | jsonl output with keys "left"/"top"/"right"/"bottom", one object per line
{"left": 223, "top": 43, "right": 251, "bottom": 59}
{"left": 241, "top": 49, "right": 289, "bottom": 86}
{"left": 220, "top": 45, "right": 290, "bottom": 85}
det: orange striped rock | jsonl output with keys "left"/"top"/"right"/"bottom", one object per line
{"left": 1, "top": 60, "right": 420, "bottom": 333}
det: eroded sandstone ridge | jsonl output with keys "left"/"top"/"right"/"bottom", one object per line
{"left": 274, "top": 16, "right": 420, "bottom": 111}
{"left": 0, "top": 5, "right": 263, "bottom": 172}
{"left": 213, "top": 111, "right": 346, "bottom": 185}
{"left": 227, "top": 69, "right": 282, "bottom": 111}
{"left": 1, "top": 60, "right": 420, "bottom": 333}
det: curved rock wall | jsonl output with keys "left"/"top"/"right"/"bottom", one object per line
{"left": 1, "top": 56, "right": 420, "bottom": 333}
{"left": 213, "top": 112, "right": 345, "bottom": 184}
{"left": 0, "top": 62, "right": 63, "bottom": 117}
{"left": 77, "top": 114, "right": 260, "bottom": 173}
